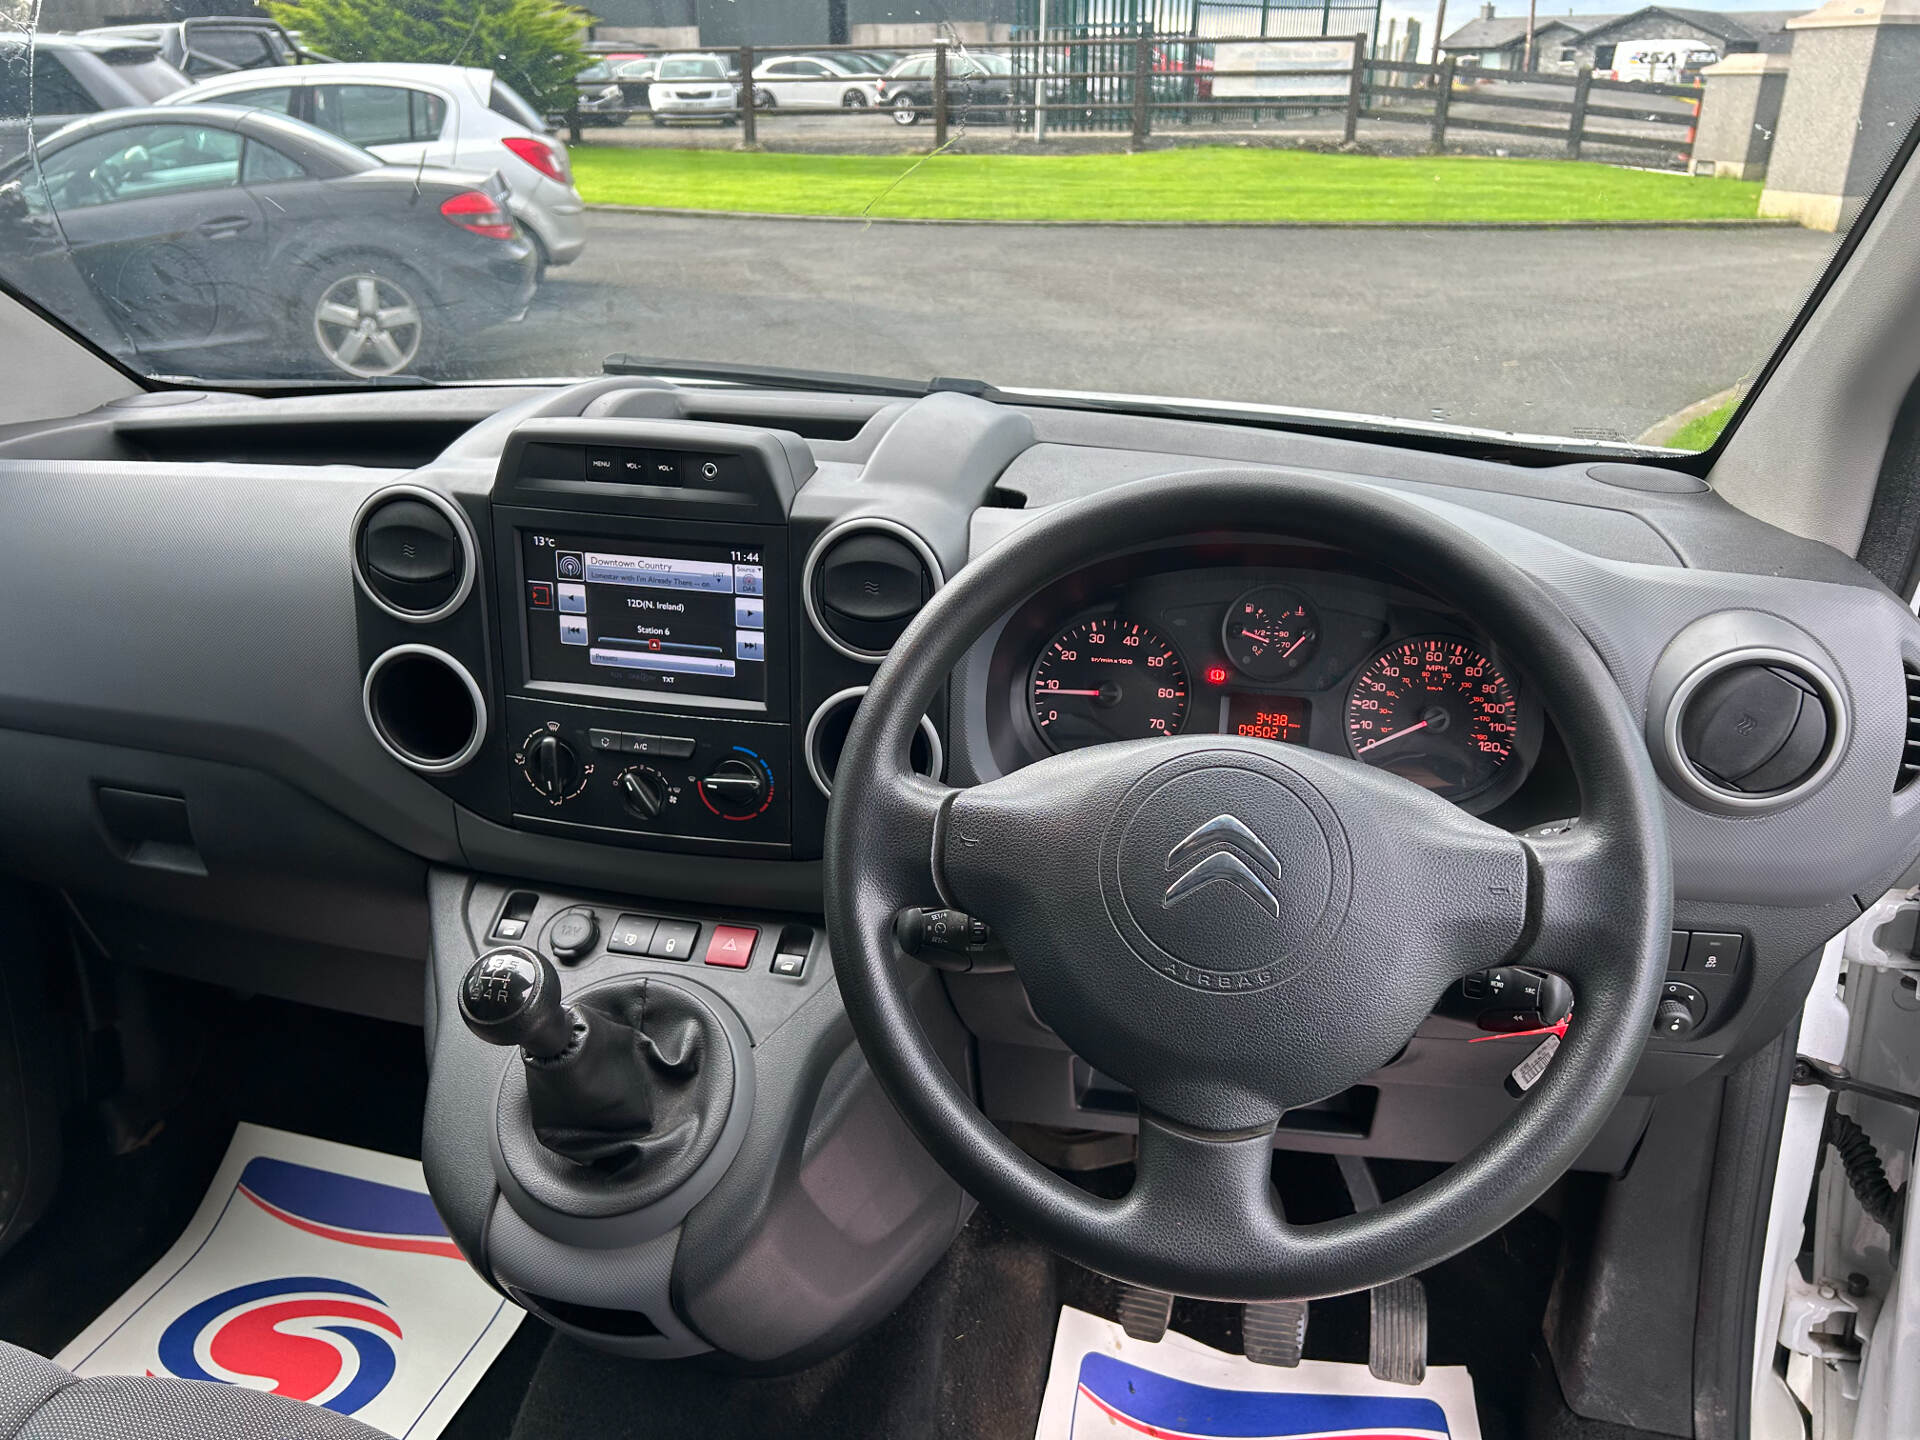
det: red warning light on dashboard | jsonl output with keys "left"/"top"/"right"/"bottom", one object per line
{"left": 1205, "top": 666, "right": 1229, "bottom": 685}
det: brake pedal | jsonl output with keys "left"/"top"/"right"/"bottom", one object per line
{"left": 1117, "top": 1285, "right": 1173, "bottom": 1342}
{"left": 1336, "top": 1154, "right": 1430, "bottom": 1385}
{"left": 1242, "top": 1299, "right": 1309, "bottom": 1366}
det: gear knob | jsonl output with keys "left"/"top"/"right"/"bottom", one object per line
{"left": 459, "top": 946, "right": 576, "bottom": 1059}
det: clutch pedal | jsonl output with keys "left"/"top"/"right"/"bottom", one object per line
{"left": 1117, "top": 1285, "right": 1174, "bottom": 1342}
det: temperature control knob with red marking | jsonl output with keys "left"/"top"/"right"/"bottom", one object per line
{"left": 698, "top": 752, "right": 773, "bottom": 819}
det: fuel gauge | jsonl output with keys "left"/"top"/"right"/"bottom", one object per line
{"left": 1222, "top": 585, "right": 1320, "bottom": 681}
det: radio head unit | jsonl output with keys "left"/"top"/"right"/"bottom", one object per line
{"left": 521, "top": 529, "right": 769, "bottom": 706}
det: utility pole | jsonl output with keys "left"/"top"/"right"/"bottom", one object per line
{"left": 1430, "top": 0, "right": 1448, "bottom": 64}
{"left": 1523, "top": 0, "right": 1538, "bottom": 71}
{"left": 1034, "top": 0, "right": 1049, "bottom": 142}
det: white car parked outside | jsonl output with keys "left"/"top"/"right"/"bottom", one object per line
{"left": 161, "top": 62, "right": 586, "bottom": 270}
{"left": 751, "top": 54, "right": 881, "bottom": 110}
{"left": 648, "top": 54, "right": 739, "bottom": 125}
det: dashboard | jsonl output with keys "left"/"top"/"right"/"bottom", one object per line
{"left": 0, "top": 374, "right": 1917, "bottom": 1173}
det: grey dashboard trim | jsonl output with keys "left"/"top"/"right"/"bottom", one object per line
{"left": 349, "top": 483, "right": 479, "bottom": 623}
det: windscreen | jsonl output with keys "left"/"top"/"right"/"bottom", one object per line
{"left": 0, "top": 0, "right": 1914, "bottom": 456}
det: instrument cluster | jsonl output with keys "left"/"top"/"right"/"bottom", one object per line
{"left": 997, "top": 546, "right": 1550, "bottom": 814}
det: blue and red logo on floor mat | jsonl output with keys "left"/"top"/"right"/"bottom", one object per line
{"left": 1073, "top": 1353, "right": 1452, "bottom": 1440}
{"left": 235, "top": 1156, "right": 465, "bottom": 1260}
{"left": 155, "top": 1277, "right": 402, "bottom": 1414}
{"left": 147, "top": 1159, "right": 469, "bottom": 1413}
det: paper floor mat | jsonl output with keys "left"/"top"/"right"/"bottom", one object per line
{"left": 1036, "top": 1304, "right": 1482, "bottom": 1439}
{"left": 55, "top": 1123, "right": 522, "bottom": 1439}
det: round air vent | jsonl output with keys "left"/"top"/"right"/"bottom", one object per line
{"left": 804, "top": 686, "right": 943, "bottom": 797}
{"left": 803, "top": 519, "right": 941, "bottom": 662}
{"left": 362, "top": 645, "right": 487, "bottom": 773}
{"left": 352, "top": 485, "right": 476, "bottom": 622}
{"left": 1650, "top": 622, "right": 1848, "bottom": 812}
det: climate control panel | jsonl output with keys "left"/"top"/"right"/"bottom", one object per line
{"left": 504, "top": 696, "right": 790, "bottom": 853}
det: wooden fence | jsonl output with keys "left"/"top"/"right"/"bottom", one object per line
{"left": 567, "top": 34, "right": 1704, "bottom": 167}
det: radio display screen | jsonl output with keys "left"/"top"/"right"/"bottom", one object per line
{"left": 521, "top": 530, "right": 769, "bottom": 703}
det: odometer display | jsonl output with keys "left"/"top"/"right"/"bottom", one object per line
{"left": 1344, "top": 637, "right": 1519, "bottom": 800}
{"left": 1031, "top": 617, "right": 1189, "bottom": 751}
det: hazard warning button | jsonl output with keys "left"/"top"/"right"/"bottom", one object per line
{"left": 703, "top": 924, "right": 759, "bottom": 969}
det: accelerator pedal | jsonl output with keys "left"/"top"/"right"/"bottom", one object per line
{"left": 1116, "top": 1285, "right": 1174, "bottom": 1342}
{"left": 1242, "top": 1299, "right": 1309, "bottom": 1366}
{"left": 1336, "top": 1154, "right": 1429, "bottom": 1385}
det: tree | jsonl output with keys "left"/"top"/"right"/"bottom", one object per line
{"left": 266, "top": 0, "right": 591, "bottom": 115}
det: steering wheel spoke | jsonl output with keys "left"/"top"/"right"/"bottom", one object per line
{"left": 1521, "top": 825, "right": 1637, "bottom": 990}
{"left": 864, "top": 767, "right": 957, "bottom": 904}
{"left": 1116, "top": 1113, "right": 1293, "bottom": 1288}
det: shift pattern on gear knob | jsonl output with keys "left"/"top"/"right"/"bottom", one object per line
{"left": 459, "top": 946, "right": 576, "bottom": 1059}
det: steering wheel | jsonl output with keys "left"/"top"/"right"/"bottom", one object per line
{"left": 825, "top": 469, "right": 1672, "bottom": 1300}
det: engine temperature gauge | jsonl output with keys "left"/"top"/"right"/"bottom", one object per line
{"left": 1221, "top": 585, "right": 1320, "bottom": 681}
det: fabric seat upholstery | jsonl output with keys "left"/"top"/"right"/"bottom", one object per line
{"left": 0, "top": 1342, "right": 387, "bottom": 1440}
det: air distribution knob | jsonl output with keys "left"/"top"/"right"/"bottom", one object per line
{"left": 458, "top": 946, "right": 575, "bottom": 1058}
{"left": 525, "top": 734, "right": 578, "bottom": 801}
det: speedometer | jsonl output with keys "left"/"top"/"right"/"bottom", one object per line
{"left": 1031, "top": 617, "right": 1189, "bottom": 752}
{"left": 1344, "top": 637, "right": 1519, "bottom": 800}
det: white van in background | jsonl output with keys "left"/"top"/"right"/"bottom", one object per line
{"left": 1598, "top": 38, "right": 1720, "bottom": 84}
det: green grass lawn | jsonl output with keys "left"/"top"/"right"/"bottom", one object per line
{"left": 1665, "top": 395, "right": 1742, "bottom": 450}
{"left": 569, "top": 146, "right": 1766, "bottom": 224}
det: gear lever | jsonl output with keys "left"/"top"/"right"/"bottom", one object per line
{"left": 458, "top": 946, "right": 576, "bottom": 1058}
{"left": 459, "top": 946, "right": 659, "bottom": 1162}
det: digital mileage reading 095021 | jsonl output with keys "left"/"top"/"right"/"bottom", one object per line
{"left": 1225, "top": 692, "right": 1310, "bottom": 743}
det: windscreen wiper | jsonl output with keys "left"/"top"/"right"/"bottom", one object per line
{"left": 603, "top": 353, "right": 1002, "bottom": 401}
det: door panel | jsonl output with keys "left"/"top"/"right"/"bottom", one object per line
{"left": 35, "top": 123, "right": 269, "bottom": 352}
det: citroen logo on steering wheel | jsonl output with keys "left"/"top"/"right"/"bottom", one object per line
{"left": 1162, "top": 815, "right": 1283, "bottom": 918}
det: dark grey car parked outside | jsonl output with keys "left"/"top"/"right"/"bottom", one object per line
{"left": 0, "top": 35, "right": 190, "bottom": 165}
{"left": 0, "top": 105, "right": 537, "bottom": 379}
{"left": 78, "top": 17, "right": 320, "bottom": 79}
{"left": 875, "top": 51, "right": 1013, "bottom": 125}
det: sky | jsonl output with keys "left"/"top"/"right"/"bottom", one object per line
{"left": 1376, "top": 0, "right": 1815, "bottom": 61}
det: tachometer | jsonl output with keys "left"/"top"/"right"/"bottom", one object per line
{"left": 1344, "top": 637, "right": 1519, "bottom": 800}
{"left": 1031, "top": 617, "right": 1189, "bottom": 752}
